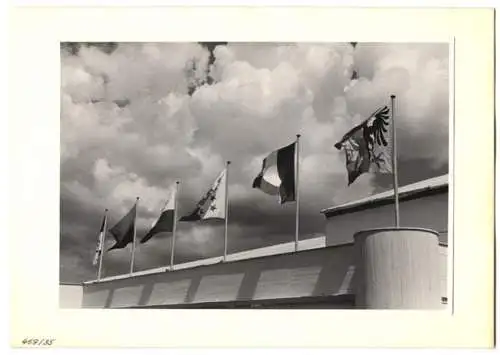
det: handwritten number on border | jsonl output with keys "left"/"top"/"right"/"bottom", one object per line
{"left": 22, "top": 338, "right": 55, "bottom": 346}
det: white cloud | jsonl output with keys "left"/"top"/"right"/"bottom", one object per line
{"left": 61, "top": 42, "right": 449, "bottom": 281}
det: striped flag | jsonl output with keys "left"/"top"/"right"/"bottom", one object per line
{"left": 92, "top": 213, "right": 107, "bottom": 266}
{"left": 180, "top": 169, "right": 227, "bottom": 221}
{"left": 252, "top": 142, "right": 296, "bottom": 204}
{"left": 141, "top": 184, "right": 177, "bottom": 244}
{"left": 335, "top": 105, "right": 393, "bottom": 185}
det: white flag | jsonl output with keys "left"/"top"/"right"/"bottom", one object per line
{"left": 180, "top": 169, "right": 226, "bottom": 221}
{"left": 92, "top": 213, "right": 107, "bottom": 266}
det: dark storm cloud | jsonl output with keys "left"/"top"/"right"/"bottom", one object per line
{"left": 61, "top": 42, "right": 119, "bottom": 56}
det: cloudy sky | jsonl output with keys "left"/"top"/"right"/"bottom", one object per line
{"left": 60, "top": 42, "right": 449, "bottom": 283}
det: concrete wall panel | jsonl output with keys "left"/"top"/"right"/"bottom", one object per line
{"left": 325, "top": 193, "right": 449, "bottom": 246}
{"left": 81, "top": 244, "right": 448, "bottom": 308}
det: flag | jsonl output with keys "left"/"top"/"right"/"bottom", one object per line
{"left": 334, "top": 105, "right": 393, "bottom": 185}
{"left": 180, "top": 169, "right": 226, "bottom": 221}
{"left": 252, "top": 142, "right": 296, "bottom": 204}
{"left": 140, "top": 185, "right": 176, "bottom": 244}
{"left": 92, "top": 213, "right": 107, "bottom": 266}
{"left": 108, "top": 201, "right": 137, "bottom": 251}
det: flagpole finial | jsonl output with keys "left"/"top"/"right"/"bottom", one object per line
{"left": 391, "top": 94, "right": 396, "bottom": 99}
{"left": 105, "top": 208, "right": 108, "bottom": 212}
{"left": 136, "top": 197, "right": 140, "bottom": 200}
{"left": 226, "top": 160, "right": 231, "bottom": 165}
{"left": 296, "top": 134, "right": 301, "bottom": 139}
{"left": 176, "top": 180, "right": 180, "bottom": 185}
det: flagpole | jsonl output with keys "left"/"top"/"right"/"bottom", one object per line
{"left": 170, "top": 181, "right": 180, "bottom": 270}
{"left": 223, "top": 161, "right": 231, "bottom": 261}
{"left": 390, "top": 95, "right": 400, "bottom": 227}
{"left": 130, "top": 197, "right": 139, "bottom": 274}
{"left": 295, "top": 134, "right": 301, "bottom": 252}
{"left": 97, "top": 208, "right": 108, "bottom": 281}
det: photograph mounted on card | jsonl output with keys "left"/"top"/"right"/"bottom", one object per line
{"left": 8, "top": 6, "right": 494, "bottom": 349}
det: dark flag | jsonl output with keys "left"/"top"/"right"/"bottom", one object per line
{"left": 180, "top": 169, "right": 227, "bottom": 222}
{"left": 108, "top": 202, "right": 138, "bottom": 251}
{"left": 335, "top": 105, "right": 393, "bottom": 185}
{"left": 141, "top": 184, "right": 177, "bottom": 244}
{"left": 252, "top": 142, "right": 296, "bottom": 204}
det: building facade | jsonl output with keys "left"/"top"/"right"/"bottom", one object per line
{"left": 69, "top": 175, "right": 448, "bottom": 309}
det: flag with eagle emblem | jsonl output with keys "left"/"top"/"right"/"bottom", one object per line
{"left": 334, "top": 105, "right": 393, "bottom": 185}
{"left": 180, "top": 169, "right": 227, "bottom": 221}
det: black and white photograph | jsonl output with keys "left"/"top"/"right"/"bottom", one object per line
{"left": 8, "top": 5, "right": 495, "bottom": 349}
{"left": 60, "top": 41, "right": 451, "bottom": 310}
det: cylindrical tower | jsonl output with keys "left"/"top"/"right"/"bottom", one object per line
{"left": 354, "top": 228, "right": 441, "bottom": 309}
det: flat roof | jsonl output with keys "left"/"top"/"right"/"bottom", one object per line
{"left": 83, "top": 235, "right": 326, "bottom": 285}
{"left": 321, "top": 174, "right": 448, "bottom": 217}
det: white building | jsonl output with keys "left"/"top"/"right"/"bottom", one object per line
{"left": 59, "top": 282, "right": 83, "bottom": 309}
{"left": 65, "top": 174, "right": 448, "bottom": 309}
